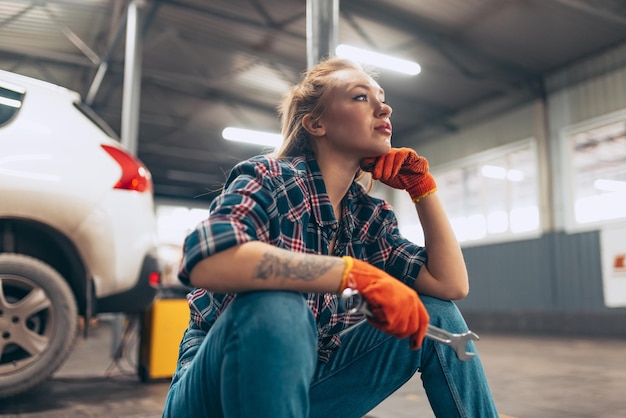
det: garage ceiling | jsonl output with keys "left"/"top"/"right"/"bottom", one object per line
{"left": 1, "top": 0, "right": 626, "bottom": 204}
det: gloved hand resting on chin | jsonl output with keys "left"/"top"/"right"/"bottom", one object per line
{"left": 361, "top": 147, "right": 437, "bottom": 203}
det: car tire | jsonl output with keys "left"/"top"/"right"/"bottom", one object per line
{"left": 0, "top": 253, "right": 78, "bottom": 399}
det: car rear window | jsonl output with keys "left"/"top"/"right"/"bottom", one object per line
{"left": 74, "top": 101, "right": 120, "bottom": 140}
{"left": 0, "top": 83, "right": 26, "bottom": 128}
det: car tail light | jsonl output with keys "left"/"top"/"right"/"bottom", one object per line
{"left": 148, "top": 271, "right": 161, "bottom": 287}
{"left": 101, "top": 144, "right": 152, "bottom": 192}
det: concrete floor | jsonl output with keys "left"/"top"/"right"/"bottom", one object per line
{"left": 1, "top": 316, "right": 625, "bottom": 417}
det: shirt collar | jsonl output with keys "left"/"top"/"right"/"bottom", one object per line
{"left": 303, "top": 154, "right": 334, "bottom": 227}
{"left": 303, "top": 153, "right": 356, "bottom": 233}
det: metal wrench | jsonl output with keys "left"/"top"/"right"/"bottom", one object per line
{"left": 340, "top": 288, "right": 479, "bottom": 361}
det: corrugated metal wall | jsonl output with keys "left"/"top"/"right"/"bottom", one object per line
{"left": 457, "top": 231, "right": 605, "bottom": 311}
{"left": 455, "top": 230, "right": 626, "bottom": 336}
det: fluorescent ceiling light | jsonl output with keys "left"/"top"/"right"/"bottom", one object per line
{"left": 222, "top": 127, "right": 282, "bottom": 148}
{"left": 481, "top": 165, "right": 506, "bottom": 179}
{"left": 594, "top": 178, "right": 626, "bottom": 192}
{"left": 335, "top": 44, "right": 421, "bottom": 75}
{"left": 481, "top": 165, "right": 524, "bottom": 182}
{"left": 506, "top": 169, "right": 524, "bottom": 182}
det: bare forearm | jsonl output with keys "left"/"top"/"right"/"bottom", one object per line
{"left": 414, "top": 193, "right": 469, "bottom": 299}
{"left": 189, "top": 241, "right": 345, "bottom": 293}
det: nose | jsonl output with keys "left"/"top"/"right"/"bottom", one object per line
{"left": 377, "top": 101, "right": 392, "bottom": 118}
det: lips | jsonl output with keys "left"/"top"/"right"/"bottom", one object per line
{"left": 375, "top": 122, "right": 392, "bottom": 134}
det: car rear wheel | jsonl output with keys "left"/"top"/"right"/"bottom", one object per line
{"left": 0, "top": 253, "right": 78, "bottom": 399}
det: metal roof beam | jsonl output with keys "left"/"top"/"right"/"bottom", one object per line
{"left": 0, "top": 46, "right": 93, "bottom": 67}
{"left": 341, "top": 0, "right": 535, "bottom": 82}
{"left": 162, "top": 0, "right": 306, "bottom": 38}
{"left": 140, "top": 68, "right": 278, "bottom": 114}
{"left": 552, "top": 0, "right": 626, "bottom": 26}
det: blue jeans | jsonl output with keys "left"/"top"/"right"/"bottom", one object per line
{"left": 163, "top": 291, "right": 498, "bottom": 418}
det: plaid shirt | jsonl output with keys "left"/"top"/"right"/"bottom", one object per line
{"left": 178, "top": 153, "right": 427, "bottom": 362}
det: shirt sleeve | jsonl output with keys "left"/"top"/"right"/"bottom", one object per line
{"left": 177, "top": 158, "right": 279, "bottom": 286}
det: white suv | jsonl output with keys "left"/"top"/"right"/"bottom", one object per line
{"left": 0, "top": 69, "right": 160, "bottom": 398}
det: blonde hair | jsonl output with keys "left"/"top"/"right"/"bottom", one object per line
{"left": 274, "top": 57, "right": 374, "bottom": 158}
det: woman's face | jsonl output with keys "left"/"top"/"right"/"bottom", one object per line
{"left": 315, "top": 68, "right": 393, "bottom": 159}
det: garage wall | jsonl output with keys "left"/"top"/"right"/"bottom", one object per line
{"left": 414, "top": 104, "right": 536, "bottom": 168}
{"left": 548, "top": 43, "right": 626, "bottom": 232}
{"left": 402, "top": 43, "right": 626, "bottom": 336}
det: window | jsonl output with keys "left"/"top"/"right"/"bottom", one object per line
{"left": 155, "top": 203, "right": 211, "bottom": 286}
{"left": 394, "top": 140, "right": 540, "bottom": 246}
{"left": 156, "top": 204, "right": 211, "bottom": 246}
{"left": 74, "top": 101, "right": 119, "bottom": 139}
{"left": 0, "top": 83, "right": 25, "bottom": 127}
{"left": 563, "top": 111, "right": 626, "bottom": 228}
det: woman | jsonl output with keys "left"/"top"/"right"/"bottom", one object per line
{"left": 163, "top": 57, "right": 498, "bottom": 417}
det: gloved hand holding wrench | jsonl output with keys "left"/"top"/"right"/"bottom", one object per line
{"left": 338, "top": 256, "right": 431, "bottom": 350}
{"left": 340, "top": 287, "right": 479, "bottom": 361}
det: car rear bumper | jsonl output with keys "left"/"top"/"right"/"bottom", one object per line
{"left": 96, "top": 253, "right": 160, "bottom": 313}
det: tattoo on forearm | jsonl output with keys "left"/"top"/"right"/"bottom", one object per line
{"left": 256, "top": 251, "right": 339, "bottom": 282}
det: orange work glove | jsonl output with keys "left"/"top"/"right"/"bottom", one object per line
{"left": 361, "top": 147, "right": 437, "bottom": 203}
{"left": 339, "top": 256, "right": 430, "bottom": 349}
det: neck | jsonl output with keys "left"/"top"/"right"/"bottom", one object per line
{"left": 313, "top": 149, "right": 360, "bottom": 218}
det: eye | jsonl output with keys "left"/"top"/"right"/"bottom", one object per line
{"left": 353, "top": 94, "right": 368, "bottom": 101}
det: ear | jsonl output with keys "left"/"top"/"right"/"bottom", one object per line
{"left": 302, "top": 114, "right": 326, "bottom": 137}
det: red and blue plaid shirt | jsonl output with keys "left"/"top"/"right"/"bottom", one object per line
{"left": 178, "top": 153, "right": 427, "bottom": 362}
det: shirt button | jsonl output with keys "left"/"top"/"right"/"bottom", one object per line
{"left": 331, "top": 224, "right": 338, "bottom": 230}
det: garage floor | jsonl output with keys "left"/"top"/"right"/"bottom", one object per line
{"left": 1, "top": 315, "right": 625, "bottom": 417}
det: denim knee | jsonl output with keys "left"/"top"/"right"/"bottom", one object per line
{"left": 419, "top": 295, "right": 468, "bottom": 332}
{"left": 224, "top": 291, "right": 318, "bottom": 360}
{"left": 164, "top": 292, "right": 319, "bottom": 418}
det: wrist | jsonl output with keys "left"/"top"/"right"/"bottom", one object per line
{"left": 338, "top": 256, "right": 354, "bottom": 293}
{"left": 407, "top": 173, "right": 437, "bottom": 202}
{"left": 411, "top": 187, "right": 437, "bottom": 203}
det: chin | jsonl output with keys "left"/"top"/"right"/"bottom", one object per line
{"left": 361, "top": 141, "right": 391, "bottom": 158}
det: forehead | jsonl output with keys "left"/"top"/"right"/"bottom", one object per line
{"left": 330, "top": 68, "right": 383, "bottom": 93}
